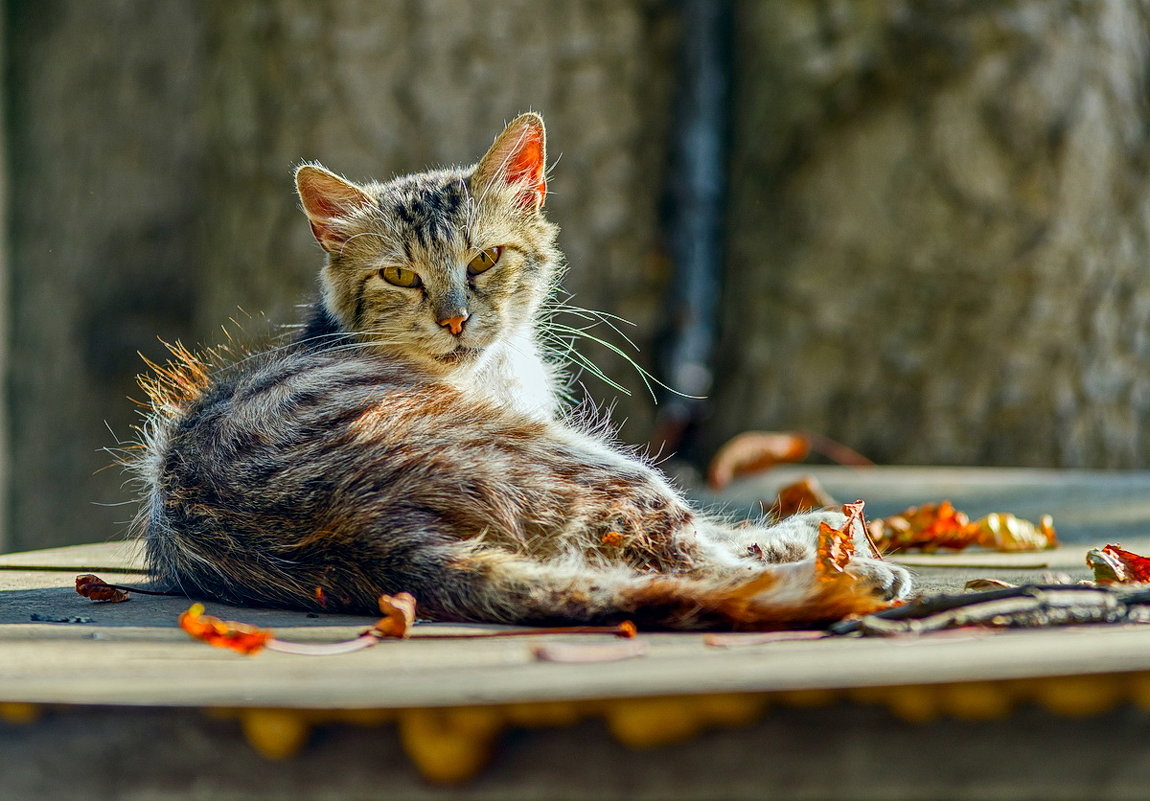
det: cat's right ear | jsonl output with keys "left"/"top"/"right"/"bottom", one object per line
{"left": 473, "top": 113, "right": 548, "bottom": 212}
{"left": 295, "top": 164, "right": 375, "bottom": 253}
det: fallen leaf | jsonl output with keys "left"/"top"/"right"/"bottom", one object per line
{"left": 766, "top": 475, "right": 837, "bottom": 519}
{"left": 531, "top": 640, "right": 648, "bottom": 663}
{"left": 1087, "top": 544, "right": 1150, "bottom": 584}
{"left": 868, "top": 502, "right": 1057, "bottom": 554}
{"left": 704, "top": 630, "right": 828, "bottom": 647}
{"left": 868, "top": 501, "right": 976, "bottom": 553}
{"left": 74, "top": 574, "right": 131, "bottom": 603}
{"left": 707, "top": 432, "right": 809, "bottom": 490}
{"left": 178, "top": 603, "right": 273, "bottom": 655}
{"left": 815, "top": 501, "right": 865, "bottom": 582}
{"left": 375, "top": 592, "right": 417, "bottom": 639}
{"left": 973, "top": 513, "right": 1058, "bottom": 552}
{"left": 963, "top": 578, "right": 1018, "bottom": 591}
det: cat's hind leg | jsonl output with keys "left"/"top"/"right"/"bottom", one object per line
{"left": 401, "top": 540, "right": 908, "bottom": 630}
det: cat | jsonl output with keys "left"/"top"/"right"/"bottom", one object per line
{"left": 133, "top": 113, "right": 910, "bottom": 630}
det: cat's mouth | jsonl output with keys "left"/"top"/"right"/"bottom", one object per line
{"left": 434, "top": 346, "right": 483, "bottom": 365}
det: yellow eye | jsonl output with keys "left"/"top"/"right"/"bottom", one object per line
{"left": 379, "top": 266, "right": 422, "bottom": 288}
{"left": 467, "top": 246, "right": 503, "bottom": 276}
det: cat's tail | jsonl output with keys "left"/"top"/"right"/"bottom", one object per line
{"left": 415, "top": 548, "right": 901, "bottom": 631}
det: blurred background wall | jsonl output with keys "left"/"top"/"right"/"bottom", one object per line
{"left": 3, "top": 0, "right": 1149, "bottom": 552}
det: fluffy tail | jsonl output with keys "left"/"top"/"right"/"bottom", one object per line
{"left": 416, "top": 548, "right": 894, "bottom": 631}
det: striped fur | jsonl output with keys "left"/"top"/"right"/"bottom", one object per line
{"left": 134, "top": 114, "right": 910, "bottom": 629}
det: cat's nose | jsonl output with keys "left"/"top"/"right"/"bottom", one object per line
{"left": 438, "top": 312, "right": 469, "bottom": 336}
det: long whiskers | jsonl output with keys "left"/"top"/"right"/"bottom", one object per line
{"left": 540, "top": 303, "right": 704, "bottom": 403}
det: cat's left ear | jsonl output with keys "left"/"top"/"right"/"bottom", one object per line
{"left": 473, "top": 113, "right": 547, "bottom": 212}
{"left": 295, "top": 164, "right": 376, "bottom": 253}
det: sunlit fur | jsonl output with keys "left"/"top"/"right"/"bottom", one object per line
{"left": 134, "top": 114, "right": 911, "bottom": 629}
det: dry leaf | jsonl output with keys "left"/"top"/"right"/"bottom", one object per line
{"left": 868, "top": 501, "right": 975, "bottom": 553}
{"left": 531, "top": 640, "right": 648, "bottom": 663}
{"left": 868, "top": 502, "right": 1057, "bottom": 554}
{"left": 767, "top": 475, "right": 836, "bottom": 519}
{"left": 963, "top": 578, "right": 1018, "bottom": 591}
{"left": 814, "top": 501, "right": 865, "bottom": 582}
{"left": 816, "top": 521, "right": 854, "bottom": 581}
{"left": 375, "top": 592, "right": 417, "bottom": 639}
{"left": 178, "top": 603, "right": 273, "bottom": 655}
{"left": 973, "top": 513, "right": 1057, "bottom": 552}
{"left": 1087, "top": 544, "right": 1150, "bottom": 584}
{"left": 74, "top": 574, "right": 131, "bottom": 603}
{"left": 704, "top": 630, "right": 828, "bottom": 647}
{"left": 707, "top": 432, "right": 810, "bottom": 490}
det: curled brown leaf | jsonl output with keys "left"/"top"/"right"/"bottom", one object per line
{"left": 707, "top": 432, "right": 810, "bottom": 490}
{"left": 766, "top": 475, "right": 836, "bottom": 519}
{"left": 74, "top": 574, "right": 131, "bottom": 603}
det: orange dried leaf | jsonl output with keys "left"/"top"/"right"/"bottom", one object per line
{"left": 375, "top": 592, "right": 417, "bottom": 639}
{"left": 870, "top": 501, "right": 1057, "bottom": 554}
{"left": 75, "top": 574, "right": 131, "bottom": 603}
{"left": 178, "top": 603, "right": 273, "bottom": 655}
{"left": 768, "top": 475, "right": 837, "bottom": 519}
{"left": 707, "top": 431, "right": 810, "bottom": 490}
{"left": 815, "top": 511, "right": 857, "bottom": 582}
{"left": 600, "top": 531, "right": 624, "bottom": 547}
{"left": 814, "top": 500, "right": 872, "bottom": 581}
{"left": 1087, "top": 544, "right": 1150, "bottom": 584}
{"left": 869, "top": 501, "right": 979, "bottom": 553}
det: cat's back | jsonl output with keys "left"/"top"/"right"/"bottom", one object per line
{"left": 158, "top": 344, "right": 523, "bottom": 484}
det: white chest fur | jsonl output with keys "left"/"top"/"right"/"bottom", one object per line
{"left": 448, "top": 329, "right": 560, "bottom": 420}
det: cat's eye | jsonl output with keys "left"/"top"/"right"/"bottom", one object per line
{"left": 379, "top": 265, "right": 422, "bottom": 288}
{"left": 467, "top": 246, "right": 503, "bottom": 276}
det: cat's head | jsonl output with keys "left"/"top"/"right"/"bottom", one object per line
{"left": 295, "top": 113, "right": 561, "bottom": 374}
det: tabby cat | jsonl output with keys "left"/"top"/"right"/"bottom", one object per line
{"left": 135, "top": 113, "right": 910, "bottom": 629}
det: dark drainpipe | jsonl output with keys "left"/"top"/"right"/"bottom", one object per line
{"left": 653, "top": 0, "right": 732, "bottom": 462}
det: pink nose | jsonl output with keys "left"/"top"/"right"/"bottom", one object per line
{"left": 439, "top": 313, "right": 469, "bottom": 336}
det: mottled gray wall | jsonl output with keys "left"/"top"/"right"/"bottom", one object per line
{"left": 715, "top": 0, "right": 1150, "bottom": 467}
{"left": 7, "top": 1, "right": 206, "bottom": 551}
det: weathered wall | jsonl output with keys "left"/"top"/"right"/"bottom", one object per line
{"left": 714, "top": 0, "right": 1150, "bottom": 468}
{"left": 6, "top": 0, "right": 206, "bottom": 550}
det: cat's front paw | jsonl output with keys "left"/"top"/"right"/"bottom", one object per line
{"left": 845, "top": 557, "right": 912, "bottom": 601}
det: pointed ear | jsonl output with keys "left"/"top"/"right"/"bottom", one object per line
{"left": 295, "top": 164, "right": 375, "bottom": 252}
{"left": 473, "top": 113, "right": 547, "bottom": 211}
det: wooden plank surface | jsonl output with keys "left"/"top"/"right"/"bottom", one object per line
{"left": 3, "top": 467, "right": 1150, "bottom": 710}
